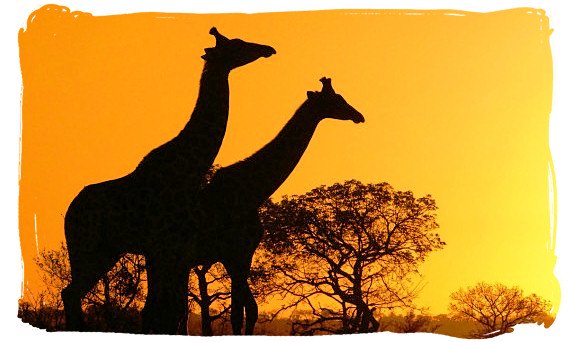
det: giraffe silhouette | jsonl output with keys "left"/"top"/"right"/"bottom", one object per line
{"left": 195, "top": 77, "right": 364, "bottom": 334}
{"left": 61, "top": 27, "right": 275, "bottom": 334}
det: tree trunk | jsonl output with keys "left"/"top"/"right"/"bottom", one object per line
{"left": 196, "top": 266, "right": 213, "bottom": 336}
{"left": 102, "top": 274, "right": 114, "bottom": 330}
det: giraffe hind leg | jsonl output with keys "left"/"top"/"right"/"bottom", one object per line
{"left": 230, "top": 286, "right": 245, "bottom": 335}
{"left": 62, "top": 249, "right": 119, "bottom": 331}
{"left": 226, "top": 263, "right": 252, "bottom": 335}
{"left": 244, "top": 285, "right": 258, "bottom": 335}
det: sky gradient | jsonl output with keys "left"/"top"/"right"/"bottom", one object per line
{"left": 18, "top": 5, "right": 558, "bottom": 315}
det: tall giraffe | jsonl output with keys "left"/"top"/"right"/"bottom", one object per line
{"left": 195, "top": 78, "right": 364, "bottom": 334}
{"left": 61, "top": 27, "right": 275, "bottom": 334}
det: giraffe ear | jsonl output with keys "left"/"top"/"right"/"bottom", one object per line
{"left": 201, "top": 47, "right": 219, "bottom": 61}
{"left": 307, "top": 91, "right": 317, "bottom": 99}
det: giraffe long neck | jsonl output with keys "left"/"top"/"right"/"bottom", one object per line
{"left": 134, "top": 62, "right": 229, "bottom": 189}
{"left": 207, "top": 100, "right": 320, "bottom": 208}
{"left": 176, "top": 63, "right": 230, "bottom": 166}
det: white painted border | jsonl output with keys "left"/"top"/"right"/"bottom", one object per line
{"left": 2, "top": 1, "right": 565, "bottom": 341}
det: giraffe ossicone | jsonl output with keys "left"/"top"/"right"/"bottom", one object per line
{"left": 320, "top": 76, "right": 335, "bottom": 94}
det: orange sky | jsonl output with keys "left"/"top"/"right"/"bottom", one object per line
{"left": 18, "top": 5, "right": 558, "bottom": 315}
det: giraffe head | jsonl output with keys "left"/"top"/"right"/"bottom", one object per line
{"left": 202, "top": 27, "right": 276, "bottom": 70}
{"left": 306, "top": 77, "right": 365, "bottom": 123}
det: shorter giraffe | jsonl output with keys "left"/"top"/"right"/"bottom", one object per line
{"left": 195, "top": 77, "right": 364, "bottom": 334}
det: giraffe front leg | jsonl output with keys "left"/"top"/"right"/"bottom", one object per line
{"left": 243, "top": 283, "right": 258, "bottom": 335}
{"left": 230, "top": 276, "right": 246, "bottom": 335}
{"left": 227, "top": 265, "right": 257, "bottom": 335}
{"left": 142, "top": 256, "right": 189, "bottom": 335}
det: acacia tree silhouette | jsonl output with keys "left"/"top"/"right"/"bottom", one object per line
{"left": 259, "top": 180, "right": 445, "bottom": 335}
{"left": 187, "top": 263, "right": 231, "bottom": 336}
{"left": 61, "top": 27, "right": 275, "bottom": 335}
{"left": 193, "top": 78, "right": 364, "bottom": 334}
{"left": 20, "top": 243, "right": 146, "bottom": 332}
{"left": 449, "top": 282, "right": 552, "bottom": 338}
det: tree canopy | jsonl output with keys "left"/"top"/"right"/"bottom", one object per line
{"left": 260, "top": 180, "right": 445, "bottom": 334}
{"left": 20, "top": 243, "right": 146, "bottom": 331}
{"left": 449, "top": 282, "right": 552, "bottom": 338}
